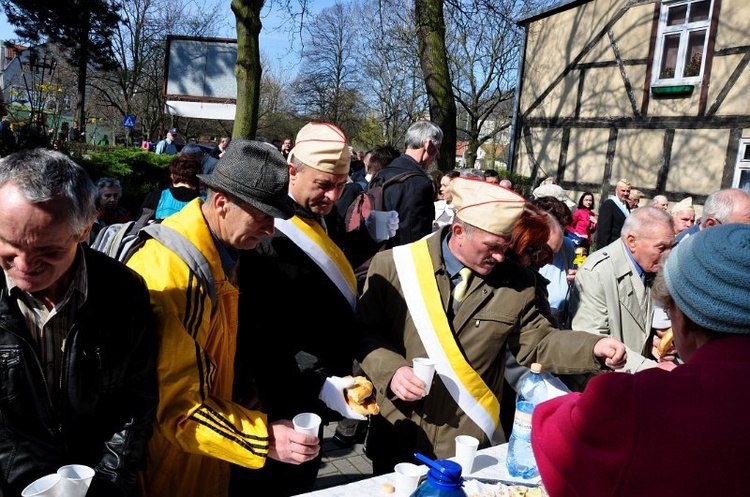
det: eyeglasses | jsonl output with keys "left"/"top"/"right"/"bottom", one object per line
{"left": 528, "top": 246, "right": 543, "bottom": 262}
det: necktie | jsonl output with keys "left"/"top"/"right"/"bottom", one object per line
{"left": 453, "top": 267, "right": 473, "bottom": 302}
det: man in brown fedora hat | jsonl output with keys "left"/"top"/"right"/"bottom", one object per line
{"left": 356, "top": 177, "right": 628, "bottom": 474}
{"left": 127, "top": 139, "right": 320, "bottom": 497}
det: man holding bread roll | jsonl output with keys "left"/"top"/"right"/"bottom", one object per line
{"left": 232, "top": 123, "right": 380, "bottom": 496}
{"left": 356, "top": 177, "right": 628, "bottom": 475}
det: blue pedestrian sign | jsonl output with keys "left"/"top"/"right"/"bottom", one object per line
{"left": 123, "top": 115, "right": 136, "bottom": 128}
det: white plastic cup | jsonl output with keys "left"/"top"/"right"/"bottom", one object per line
{"left": 292, "top": 412, "right": 322, "bottom": 436}
{"left": 21, "top": 473, "right": 63, "bottom": 497}
{"left": 57, "top": 464, "right": 95, "bottom": 497}
{"left": 412, "top": 357, "right": 436, "bottom": 395}
{"left": 455, "top": 434, "right": 479, "bottom": 474}
{"left": 393, "top": 462, "right": 423, "bottom": 496}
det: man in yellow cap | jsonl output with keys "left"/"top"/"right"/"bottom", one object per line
{"left": 356, "top": 177, "right": 628, "bottom": 474}
{"left": 232, "top": 122, "right": 374, "bottom": 496}
{"left": 670, "top": 196, "right": 695, "bottom": 235}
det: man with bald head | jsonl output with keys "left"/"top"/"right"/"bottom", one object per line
{"left": 571, "top": 206, "right": 675, "bottom": 372}
{"left": 675, "top": 188, "right": 750, "bottom": 244}
{"left": 650, "top": 194, "right": 669, "bottom": 210}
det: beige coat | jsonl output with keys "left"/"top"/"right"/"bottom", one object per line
{"left": 570, "top": 239, "right": 656, "bottom": 372}
{"left": 357, "top": 228, "right": 604, "bottom": 464}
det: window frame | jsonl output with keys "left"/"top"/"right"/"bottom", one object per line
{"left": 733, "top": 139, "right": 750, "bottom": 191}
{"left": 651, "top": 0, "right": 714, "bottom": 87}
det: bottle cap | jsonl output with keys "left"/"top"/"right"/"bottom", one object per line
{"left": 530, "top": 363, "right": 542, "bottom": 373}
{"left": 414, "top": 453, "right": 464, "bottom": 488}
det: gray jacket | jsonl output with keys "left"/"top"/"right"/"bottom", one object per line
{"left": 570, "top": 239, "right": 656, "bottom": 372}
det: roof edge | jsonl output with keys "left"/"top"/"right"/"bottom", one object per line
{"left": 516, "top": 0, "right": 594, "bottom": 26}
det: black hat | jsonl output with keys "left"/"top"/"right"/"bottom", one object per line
{"left": 197, "top": 139, "right": 294, "bottom": 219}
{"left": 168, "top": 128, "right": 179, "bottom": 136}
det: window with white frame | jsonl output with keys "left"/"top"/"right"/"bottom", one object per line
{"left": 652, "top": 0, "right": 713, "bottom": 85}
{"left": 733, "top": 139, "right": 750, "bottom": 192}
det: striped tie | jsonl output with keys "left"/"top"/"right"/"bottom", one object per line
{"left": 453, "top": 267, "right": 473, "bottom": 302}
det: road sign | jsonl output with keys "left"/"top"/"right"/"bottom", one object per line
{"left": 123, "top": 115, "right": 136, "bottom": 128}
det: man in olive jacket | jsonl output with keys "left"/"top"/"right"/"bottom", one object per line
{"left": 357, "top": 178, "right": 627, "bottom": 475}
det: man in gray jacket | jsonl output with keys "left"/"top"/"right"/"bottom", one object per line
{"left": 570, "top": 206, "right": 674, "bottom": 372}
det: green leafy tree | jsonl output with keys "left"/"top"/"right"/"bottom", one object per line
{"left": 1, "top": 0, "right": 123, "bottom": 128}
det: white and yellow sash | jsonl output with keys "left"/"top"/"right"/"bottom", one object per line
{"left": 274, "top": 216, "right": 357, "bottom": 310}
{"left": 393, "top": 239, "right": 501, "bottom": 443}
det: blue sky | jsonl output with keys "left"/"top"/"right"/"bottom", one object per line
{"left": 0, "top": 1, "right": 337, "bottom": 72}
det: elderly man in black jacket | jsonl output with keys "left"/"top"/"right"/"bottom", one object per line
{"left": 0, "top": 149, "right": 158, "bottom": 497}
{"left": 369, "top": 120, "right": 443, "bottom": 248}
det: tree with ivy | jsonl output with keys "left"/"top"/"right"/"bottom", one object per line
{"left": 0, "top": 0, "right": 123, "bottom": 130}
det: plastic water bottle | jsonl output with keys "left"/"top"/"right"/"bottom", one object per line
{"left": 411, "top": 453, "right": 467, "bottom": 497}
{"left": 506, "top": 362, "right": 545, "bottom": 479}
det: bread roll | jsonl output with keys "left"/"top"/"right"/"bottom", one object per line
{"left": 344, "top": 376, "right": 380, "bottom": 415}
{"left": 657, "top": 328, "right": 674, "bottom": 357}
{"left": 346, "top": 376, "right": 373, "bottom": 403}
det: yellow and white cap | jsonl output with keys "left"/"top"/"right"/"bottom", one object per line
{"left": 451, "top": 177, "right": 526, "bottom": 236}
{"left": 671, "top": 196, "right": 695, "bottom": 215}
{"left": 288, "top": 122, "right": 350, "bottom": 175}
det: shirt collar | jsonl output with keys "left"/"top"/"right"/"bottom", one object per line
{"left": 442, "top": 234, "right": 464, "bottom": 279}
{"left": 622, "top": 239, "right": 644, "bottom": 278}
{"left": 209, "top": 230, "right": 239, "bottom": 280}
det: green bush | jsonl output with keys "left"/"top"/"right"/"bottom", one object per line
{"left": 75, "top": 148, "right": 172, "bottom": 214}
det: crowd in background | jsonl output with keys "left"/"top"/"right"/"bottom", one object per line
{"left": 1, "top": 120, "right": 749, "bottom": 497}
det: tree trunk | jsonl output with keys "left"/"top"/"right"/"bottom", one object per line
{"left": 415, "top": 0, "right": 456, "bottom": 171}
{"left": 76, "top": 19, "right": 91, "bottom": 133}
{"left": 231, "top": 0, "right": 264, "bottom": 139}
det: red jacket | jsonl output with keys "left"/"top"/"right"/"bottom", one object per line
{"left": 531, "top": 336, "right": 750, "bottom": 496}
{"left": 566, "top": 207, "right": 595, "bottom": 239}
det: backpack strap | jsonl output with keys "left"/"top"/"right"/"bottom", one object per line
{"left": 90, "top": 220, "right": 135, "bottom": 257}
{"left": 140, "top": 224, "right": 217, "bottom": 308}
{"left": 379, "top": 170, "right": 422, "bottom": 188}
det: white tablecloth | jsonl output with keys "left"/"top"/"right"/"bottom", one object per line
{"left": 295, "top": 443, "right": 541, "bottom": 496}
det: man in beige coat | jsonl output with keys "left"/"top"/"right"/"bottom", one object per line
{"left": 570, "top": 206, "right": 674, "bottom": 372}
{"left": 357, "top": 178, "right": 628, "bottom": 475}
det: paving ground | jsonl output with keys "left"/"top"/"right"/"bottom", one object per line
{"left": 313, "top": 421, "right": 374, "bottom": 490}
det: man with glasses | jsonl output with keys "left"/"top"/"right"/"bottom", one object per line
{"left": 357, "top": 178, "right": 628, "bottom": 474}
{"left": 367, "top": 120, "right": 443, "bottom": 249}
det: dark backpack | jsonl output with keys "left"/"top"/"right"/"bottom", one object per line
{"left": 89, "top": 209, "right": 217, "bottom": 307}
{"left": 344, "top": 171, "right": 421, "bottom": 233}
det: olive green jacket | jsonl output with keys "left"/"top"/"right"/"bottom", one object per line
{"left": 357, "top": 227, "right": 604, "bottom": 462}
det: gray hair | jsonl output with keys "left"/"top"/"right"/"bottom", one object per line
{"left": 703, "top": 188, "right": 750, "bottom": 222}
{"left": 459, "top": 168, "right": 486, "bottom": 180}
{"left": 0, "top": 148, "right": 97, "bottom": 237}
{"left": 621, "top": 206, "right": 673, "bottom": 238}
{"left": 404, "top": 121, "right": 443, "bottom": 150}
{"left": 649, "top": 195, "right": 668, "bottom": 206}
{"left": 96, "top": 177, "right": 122, "bottom": 200}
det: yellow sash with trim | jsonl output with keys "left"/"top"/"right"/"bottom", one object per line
{"left": 393, "top": 238, "right": 501, "bottom": 442}
{"left": 274, "top": 216, "right": 357, "bottom": 309}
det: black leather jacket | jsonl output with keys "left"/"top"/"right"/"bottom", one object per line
{"left": 0, "top": 247, "right": 158, "bottom": 496}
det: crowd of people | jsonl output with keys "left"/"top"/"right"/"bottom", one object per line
{"left": 0, "top": 121, "right": 748, "bottom": 497}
